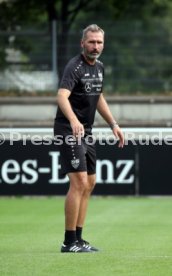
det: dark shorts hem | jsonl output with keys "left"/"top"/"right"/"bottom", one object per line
{"left": 87, "top": 171, "right": 96, "bottom": 175}
{"left": 63, "top": 168, "right": 87, "bottom": 175}
{"left": 61, "top": 169, "right": 96, "bottom": 177}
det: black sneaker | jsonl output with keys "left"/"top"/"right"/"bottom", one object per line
{"left": 61, "top": 241, "right": 93, "bottom": 253}
{"left": 77, "top": 239, "right": 99, "bottom": 252}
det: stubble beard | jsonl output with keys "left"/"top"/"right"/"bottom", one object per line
{"left": 83, "top": 48, "right": 102, "bottom": 61}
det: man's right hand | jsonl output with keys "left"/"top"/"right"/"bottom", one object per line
{"left": 70, "top": 119, "right": 85, "bottom": 138}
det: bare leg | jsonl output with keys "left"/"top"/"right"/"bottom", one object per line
{"left": 65, "top": 171, "right": 88, "bottom": 230}
{"left": 76, "top": 174, "right": 96, "bottom": 227}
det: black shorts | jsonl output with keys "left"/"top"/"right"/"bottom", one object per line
{"left": 55, "top": 135, "right": 96, "bottom": 176}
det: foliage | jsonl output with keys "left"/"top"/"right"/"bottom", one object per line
{"left": 0, "top": 0, "right": 172, "bottom": 93}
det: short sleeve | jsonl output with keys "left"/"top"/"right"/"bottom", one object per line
{"left": 59, "top": 61, "right": 80, "bottom": 92}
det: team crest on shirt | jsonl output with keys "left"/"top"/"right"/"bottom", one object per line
{"left": 71, "top": 159, "right": 80, "bottom": 169}
{"left": 98, "top": 72, "right": 103, "bottom": 82}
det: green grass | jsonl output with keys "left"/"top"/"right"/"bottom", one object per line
{"left": 0, "top": 196, "right": 172, "bottom": 276}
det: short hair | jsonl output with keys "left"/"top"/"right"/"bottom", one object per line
{"left": 82, "top": 24, "right": 104, "bottom": 40}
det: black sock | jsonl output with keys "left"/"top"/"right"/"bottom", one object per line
{"left": 76, "top": 226, "right": 83, "bottom": 241}
{"left": 64, "top": 230, "right": 77, "bottom": 245}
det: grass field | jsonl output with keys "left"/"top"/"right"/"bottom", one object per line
{"left": 0, "top": 196, "right": 172, "bottom": 276}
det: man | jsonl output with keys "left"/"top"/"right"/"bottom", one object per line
{"left": 54, "top": 24, "right": 124, "bottom": 253}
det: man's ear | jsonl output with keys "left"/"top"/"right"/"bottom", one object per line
{"left": 80, "top": 39, "right": 84, "bottom": 49}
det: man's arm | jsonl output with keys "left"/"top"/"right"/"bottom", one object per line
{"left": 57, "top": 88, "right": 84, "bottom": 136}
{"left": 97, "top": 94, "right": 124, "bottom": 147}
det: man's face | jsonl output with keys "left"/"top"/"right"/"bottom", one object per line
{"left": 81, "top": 31, "right": 104, "bottom": 61}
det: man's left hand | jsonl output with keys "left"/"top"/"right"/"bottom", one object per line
{"left": 112, "top": 125, "right": 125, "bottom": 148}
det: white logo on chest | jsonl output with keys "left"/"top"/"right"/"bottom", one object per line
{"left": 98, "top": 72, "right": 103, "bottom": 82}
{"left": 85, "top": 82, "right": 92, "bottom": 93}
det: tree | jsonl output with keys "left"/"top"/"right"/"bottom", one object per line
{"left": 0, "top": 0, "right": 100, "bottom": 76}
{"left": 0, "top": 0, "right": 172, "bottom": 91}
